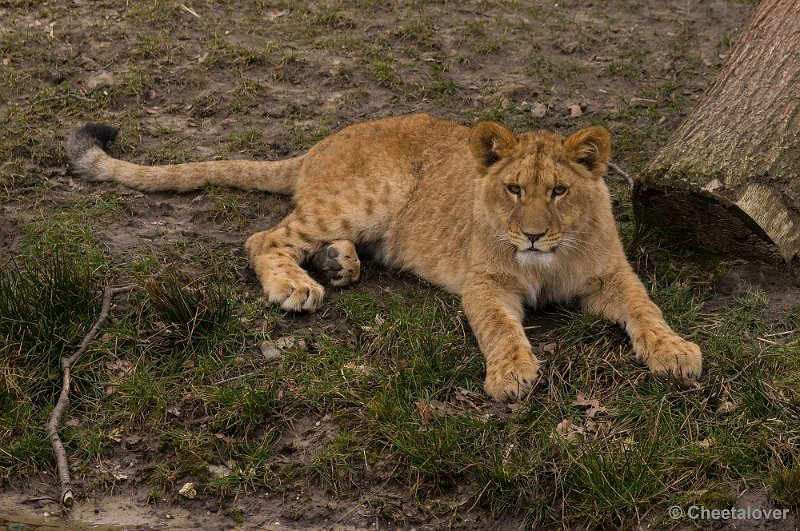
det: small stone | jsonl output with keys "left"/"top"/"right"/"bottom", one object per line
{"left": 208, "top": 464, "right": 232, "bottom": 478}
{"left": 179, "top": 482, "right": 197, "bottom": 499}
{"left": 715, "top": 401, "right": 737, "bottom": 415}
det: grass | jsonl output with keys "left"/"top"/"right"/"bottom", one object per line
{"left": 2, "top": 238, "right": 798, "bottom": 527}
{"left": 0, "top": 215, "right": 800, "bottom": 528}
{"left": 1, "top": 0, "right": 791, "bottom": 528}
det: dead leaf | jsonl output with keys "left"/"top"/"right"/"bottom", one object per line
{"left": 260, "top": 340, "right": 282, "bottom": 361}
{"left": 530, "top": 102, "right": 547, "bottom": 118}
{"left": 415, "top": 399, "right": 455, "bottom": 423}
{"left": 214, "top": 433, "right": 234, "bottom": 444}
{"left": 275, "top": 336, "right": 306, "bottom": 350}
{"left": 451, "top": 387, "right": 482, "bottom": 411}
{"left": 554, "top": 419, "right": 584, "bottom": 440}
{"left": 559, "top": 41, "right": 578, "bottom": 54}
{"left": 166, "top": 405, "right": 181, "bottom": 417}
{"left": 584, "top": 418, "right": 601, "bottom": 434}
{"left": 572, "top": 393, "right": 606, "bottom": 418}
{"left": 65, "top": 418, "right": 80, "bottom": 427}
{"left": 343, "top": 362, "right": 375, "bottom": 376}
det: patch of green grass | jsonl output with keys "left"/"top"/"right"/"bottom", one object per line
{"left": 0, "top": 252, "right": 102, "bottom": 404}
{"left": 290, "top": 122, "right": 331, "bottom": 150}
{"left": 20, "top": 195, "right": 130, "bottom": 264}
{"left": 227, "top": 128, "right": 273, "bottom": 157}
{"left": 562, "top": 440, "right": 666, "bottom": 528}
{"left": 313, "top": 7, "right": 355, "bottom": 30}
{"left": 145, "top": 269, "right": 240, "bottom": 351}
{"left": 308, "top": 430, "right": 369, "bottom": 495}
{"left": 771, "top": 462, "right": 800, "bottom": 510}
{"left": 372, "top": 57, "right": 400, "bottom": 87}
{"left": 0, "top": 251, "right": 108, "bottom": 478}
{"left": 390, "top": 18, "right": 437, "bottom": 49}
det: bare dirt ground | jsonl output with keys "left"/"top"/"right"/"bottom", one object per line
{"left": 3, "top": 0, "right": 799, "bottom": 530}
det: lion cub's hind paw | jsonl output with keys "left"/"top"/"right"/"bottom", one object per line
{"left": 266, "top": 274, "right": 325, "bottom": 312}
{"left": 311, "top": 240, "right": 361, "bottom": 287}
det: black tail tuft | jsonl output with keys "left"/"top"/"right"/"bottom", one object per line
{"left": 66, "top": 122, "right": 119, "bottom": 165}
{"left": 75, "top": 122, "right": 119, "bottom": 148}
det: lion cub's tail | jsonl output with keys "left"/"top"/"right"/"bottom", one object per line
{"left": 66, "top": 123, "right": 302, "bottom": 195}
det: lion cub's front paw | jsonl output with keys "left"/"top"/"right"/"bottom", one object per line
{"left": 484, "top": 355, "right": 541, "bottom": 401}
{"left": 637, "top": 332, "right": 702, "bottom": 384}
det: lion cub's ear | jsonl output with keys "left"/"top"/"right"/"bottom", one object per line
{"left": 564, "top": 126, "right": 611, "bottom": 179}
{"left": 470, "top": 121, "right": 517, "bottom": 170}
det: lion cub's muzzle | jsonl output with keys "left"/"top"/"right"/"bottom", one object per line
{"left": 517, "top": 231, "right": 561, "bottom": 253}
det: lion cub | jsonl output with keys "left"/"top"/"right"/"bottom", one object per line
{"left": 67, "top": 113, "right": 702, "bottom": 400}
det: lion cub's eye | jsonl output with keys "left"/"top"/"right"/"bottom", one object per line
{"left": 506, "top": 184, "right": 522, "bottom": 196}
{"left": 551, "top": 185, "right": 568, "bottom": 197}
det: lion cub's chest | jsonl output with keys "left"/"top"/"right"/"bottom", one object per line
{"left": 517, "top": 256, "right": 587, "bottom": 308}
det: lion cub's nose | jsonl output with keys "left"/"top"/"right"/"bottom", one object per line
{"left": 524, "top": 231, "right": 545, "bottom": 244}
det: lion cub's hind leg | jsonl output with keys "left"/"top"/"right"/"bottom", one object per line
{"left": 311, "top": 240, "right": 361, "bottom": 287}
{"left": 245, "top": 212, "right": 329, "bottom": 312}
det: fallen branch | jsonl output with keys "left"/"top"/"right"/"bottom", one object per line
{"left": 608, "top": 161, "right": 634, "bottom": 191}
{"left": 44, "top": 284, "right": 133, "bottom": 507}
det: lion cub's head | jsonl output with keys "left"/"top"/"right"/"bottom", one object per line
{"left": 470, "top": 121, "right": 612, "bottom": 263}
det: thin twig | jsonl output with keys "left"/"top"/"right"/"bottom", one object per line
{"left": 44, "top": 285, "right": 133, "bottom": 507}
{"left": 608, "top": 161, "right": 635, "bottom": 191}
{"left": 179, "top": 3, "right": 200, "bottom": 18}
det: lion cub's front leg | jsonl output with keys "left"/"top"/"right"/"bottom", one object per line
{"left": 584, "top": 268, "right": 702, "bottom": 383}
{"left": 462, "top": 273, "right": 541, "bottom": 401}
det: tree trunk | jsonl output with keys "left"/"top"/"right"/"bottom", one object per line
{"left": 633, "top": 0, "right": 800, "bottom": 265}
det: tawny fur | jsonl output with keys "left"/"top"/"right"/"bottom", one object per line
{"left": 67, "top": 114, "right": 702, "bottom": 400}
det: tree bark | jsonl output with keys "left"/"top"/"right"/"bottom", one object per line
{"left": 633, "top": 0, "right": 800, "bottom": 265}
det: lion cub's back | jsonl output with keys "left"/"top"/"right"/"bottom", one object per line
{"left": 296, "top": 113, "right": 467, "bottom": 200}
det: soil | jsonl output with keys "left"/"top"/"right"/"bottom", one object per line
{"left": 4, "top": 0, "right": 799, "bottom": 529}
